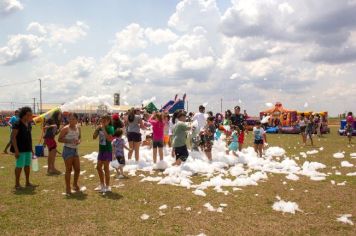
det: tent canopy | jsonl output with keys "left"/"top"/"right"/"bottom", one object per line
{"left": 262, "top": 102, "right": 296, "bottom": 114}
{"left": 145, "top": 102, "right": 158, "bottom": 113}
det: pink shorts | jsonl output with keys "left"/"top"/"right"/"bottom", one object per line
{"left": 45, "top": 138, "right": 57, "bottom": 151}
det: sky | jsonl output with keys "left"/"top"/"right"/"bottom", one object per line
{"left": 0, "top": 0, "right": 355, "bottom": 115}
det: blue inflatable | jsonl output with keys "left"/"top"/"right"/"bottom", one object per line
{"left": 266, "top": 127, "right": 279, "bottom": 133}
{"left": 339, "top": 120, "right": 356, "bottom": 136}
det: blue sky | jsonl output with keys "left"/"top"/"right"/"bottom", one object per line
{"left": 0, "top": 0, "right": 355, "bottom": 115}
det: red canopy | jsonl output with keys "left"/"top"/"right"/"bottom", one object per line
{"left": 262, "top": 102, "right": 296, "bottom": 114}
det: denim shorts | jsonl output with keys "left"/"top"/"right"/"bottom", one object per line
{"left": 62, "top": 146, "right": 79, "bottom": 160}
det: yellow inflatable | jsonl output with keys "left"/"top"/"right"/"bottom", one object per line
{"left": 33, "top": 107, "right": 61, "bottom": 124}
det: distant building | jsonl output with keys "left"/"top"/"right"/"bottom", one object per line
{"left": 114, "top": 93, "right": 120, "bottom": 106}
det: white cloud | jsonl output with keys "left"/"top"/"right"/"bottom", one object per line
{"left": 113, "top": 23, "right": 147, "bottom": 52}
{"left": 144, "top": 28, "right": 178, "bottom": 44}
{"left": 0, "top": 21, "right": 90, "bottom": 65}
{"left": 27, "top": 22, "right": 47, "bottom": 35}
{"left": 0, "top": 34, "right": 43, "bottom": 65}
{"left": 49, "top": 21, "right": 89, "bottom": 44}
{"left": 168, "top": 0, "right": 221, "bottom": 32}
{"left": 0, "top": 0, "right": 23, "bottom": 16}
{"left": 27, "top": 21, "right": 89, "bottom": 45}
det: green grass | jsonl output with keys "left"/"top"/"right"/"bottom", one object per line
{"left": 0, "top": 125, "right": 355, "bottom": 236}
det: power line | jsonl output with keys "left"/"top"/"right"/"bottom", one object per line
{"left": 0, "top": 79, "right": 38, "bottom": 88}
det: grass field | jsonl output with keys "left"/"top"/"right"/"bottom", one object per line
{"left": 0, "top": 125, "right": 355, "bottom": 236}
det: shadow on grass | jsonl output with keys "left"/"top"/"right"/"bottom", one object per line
{"left": 100, "top": 191, "right": 123, "bottom": 200}
{"left": 65, "top": 191, "right": 88, "bottom": 201}
{"left": 13, "top": 185, "right": 38, "bottom": 195}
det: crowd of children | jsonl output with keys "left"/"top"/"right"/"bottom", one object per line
{"left": 4, "top": 105, "right": 354, "bottom": 195}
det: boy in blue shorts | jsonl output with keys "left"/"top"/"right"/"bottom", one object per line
{"left": 11, "top": 107, "right": 35, "bottom": 189}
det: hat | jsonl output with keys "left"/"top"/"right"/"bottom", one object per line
{"left": 112, "top": 113, "right": 119, "bottom": 120}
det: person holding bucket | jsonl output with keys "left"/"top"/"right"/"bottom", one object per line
{"left": 43, "top": 110, "right": 62, "bottom": 175}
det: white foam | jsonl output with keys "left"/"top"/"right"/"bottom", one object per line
{"left": 306, "top": 150, "right": 318, "bottom": 155}
{"left": 265, "top": 147, "right": 285, "bottom": 157}
{"left": 333, "top": 153, "right": 345, "bottom": 159}
{"left": 336, "top": 214, "right": 354, "bottom": 225}
{"left": 140, "top": 214, "right": 150, "bottom": 220}
{"left": 82, "top": 136, "right": 328, "bottom": 196}
{"left": 341, "top": 161, "right": 354, "bottom": 167}
{"left": 286, "top": 173, "right": 299, "bottom": 181}
{"left": 203, "top": 203, "right": 223, "bottom": 213}
{"left": 272, "top": 197, "right": 301, "bottom": 214}
{"left": 193, "top": 189, "right": 206, "bottom": 197}
{"left": 159, "top": 204, "right": 168, "bottom": 210}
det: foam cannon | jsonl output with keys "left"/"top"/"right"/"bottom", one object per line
{"left": 33, "top": 107, "right": 61, "bottom": 125}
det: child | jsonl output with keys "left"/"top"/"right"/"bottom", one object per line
{"left": 93, "top": 115, "right": 115, "bottom": 193}
{"left": 298, "top": 113, "right": 307, "bottom": 146}
{"left": 202, "top": 116, "right": 216, "bottom": 162}
{"left": 148, "top": 112, "right": 165, "bottom": 163}
{"left": 43, "top": 118, "right": 61, "bottom": 175}
{"left": 191, "top": 122, "right": 200, "bottom": 152}
{"left": 306, "top": 115, "right": 315, "bottom": 146}
{"left": 346, "top": 112, "right": 354, "bottom": 144}
{"left": 253, "top": 121, "right": 266, "bottom": 158}
{"left": 163, "top": 113, "right": 171, "bottom": 147}
{"left": 112, "top": 128, "right": 130, "bottom": 179}
{"left": 226, "top": 125, "right": 240, "bottom": 157}
{"left": 172, "top": 111, "right": 191, "bottom": 166}
{"left": 238, "top": 126, "right": 245, "bottom": 152}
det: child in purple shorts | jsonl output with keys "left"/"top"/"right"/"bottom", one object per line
{"left": 93, "top": 115, "right": 115, "bottom": 193}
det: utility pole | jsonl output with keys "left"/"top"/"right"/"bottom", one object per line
{"left": 220, "top": 98, "right": 223, "bottom": 113}
{"left": 186, "top": 100, "right": 189, "bottom": 112}
{"left": 33, "top": 98, "right": 36, "bottom": 114}
{"left": 39, "top": 78, "right": 42, "bottom": 114}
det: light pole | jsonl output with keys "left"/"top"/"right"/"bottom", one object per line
{"left": 33, "top": 98, "right": 36, "bottom": 114}
{"left": 39, "top": 78, "right": 42, "bottom": 114}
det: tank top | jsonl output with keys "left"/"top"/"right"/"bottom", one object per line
{"left": 299, "top": 119, "right": 306, "bottom": 127}
{"left": 64, "top": 125, "right": 79, "bottom": 149}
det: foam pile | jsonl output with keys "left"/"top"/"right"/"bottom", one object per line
{"left": 272, "top": 196, "right": 301, "bottom": 214}
{"left": 336, "top": 214, "right": 354, "bottom": 225}
{"left": 83, "top": 136, "right": 328, "bottom": 196}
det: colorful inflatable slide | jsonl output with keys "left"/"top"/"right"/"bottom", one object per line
{"left": 160, "top": 94, "right": 186, "bottom": 113}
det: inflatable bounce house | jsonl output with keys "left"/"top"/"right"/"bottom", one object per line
{"left": 160, "top": 94, "right": 186, "bottom": 114}
{"left": 260, "top": 102, "right": 298, "bottom": 134}
{"left": 144, "top": 102, "right": 158, "bottom": 114}
{"left": 339, "top": 119, "right": 356, "bottom": 136}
